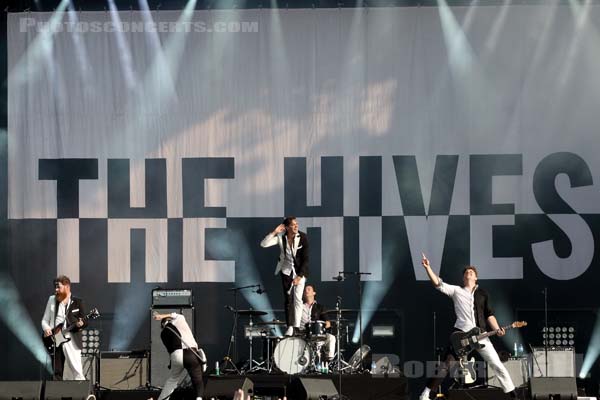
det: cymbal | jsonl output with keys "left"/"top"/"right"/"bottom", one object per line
{"left": 255, "top": 319, "right": 286, "bottom": 325}
{"left": 237, "top": 309, "right": 268, "bottom": 316}
{"left": 322, "top": 309, "right": 355, "bottom": 315}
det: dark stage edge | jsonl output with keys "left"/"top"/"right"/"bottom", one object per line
{"left": 95, "top": 374, "right": 408, "bottom": 400}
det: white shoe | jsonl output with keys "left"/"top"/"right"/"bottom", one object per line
{"left": 285, "top": 326, "right": 294, "bottom": 336}
{"left": 419, "top": 392, "right": 430, "bottom": 400}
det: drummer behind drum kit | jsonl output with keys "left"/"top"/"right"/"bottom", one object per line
{"left": 232, "top": 308, "right": 371, "bottom": 375}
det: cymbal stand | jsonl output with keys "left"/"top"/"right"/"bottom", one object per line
{"left": 245, "top": 312, "right": 268, "bottom": 373}
{"left": 329, "top": 297, "right": 351, "bottom": 374}
{"left": 223, "top": 284, "right": 260, "bottom": 374}
{"left": 330, "top": 296, "right": 351, "bottom": 400}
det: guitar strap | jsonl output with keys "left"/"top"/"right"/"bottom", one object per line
{"left": 164, "top": 324, "right": 206, "bottom": 364}
{"left": 53, "top": 296, "right": 72, "bottom": 332}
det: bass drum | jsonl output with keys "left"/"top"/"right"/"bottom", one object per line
{"left": 272, "top": 337, "right": 311, "bottom": 374}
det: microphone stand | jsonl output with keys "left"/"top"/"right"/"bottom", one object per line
{"left": 543, "top": 287, "right": 548, "bottom": 377}
{"left": 223, "top": 284, "right": 261, "bottom": 374}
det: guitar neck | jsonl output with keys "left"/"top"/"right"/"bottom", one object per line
{"left": 56, "top": 310, "right": 95, "bottom": 334}
{"left": 478, "top": 324, "right": 514, "bottom": 340}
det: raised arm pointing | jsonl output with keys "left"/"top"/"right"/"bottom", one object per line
{"left": 422, "top": 253, "right": 440, "bottom": 287}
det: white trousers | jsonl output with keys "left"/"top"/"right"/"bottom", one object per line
{"left": 477, "top": 338, "right": 515, "bottom": 393}
{"left": 158, "top": 350, "right": 188, "bottom": 400}
{"left": 61, "top": 341, "right": 85, "bottom": 380}
{"left": 291, "top": 277, "right": 305, "bottom": 328}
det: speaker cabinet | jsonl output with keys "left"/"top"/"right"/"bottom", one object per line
{"left": 99, "top": 351, "right": 148, "bottom": 390}
{"left": 150, "top": 307, "right": 194, "bottom": 386}
{"left": 0, "top": 381, "right": 41, "bottom": 400}
{"left": 530, "top": 377, "right": 577, "bottom": 400}
{"left": 289, "top": 377, "right": 338, "bottom": 400}
{"left": 44, "top": 381, "right": 90, "bottom": 400}
{"left": 531, "top": 348, "right": 576, "bottom": 377}
{"left": 487, "top": 357, "right": 529, "bottom": 388}
{"left": 204, "top": 377, "right": 254, "bottom": 399}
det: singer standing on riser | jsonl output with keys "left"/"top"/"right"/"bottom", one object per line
{"left": 260, "top": 216, "right": 309, "bottom": 337}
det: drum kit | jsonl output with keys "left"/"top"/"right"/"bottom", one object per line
{"left": 224, "top": 272, "right": 373, "bottom": 376}
{"left": 227, "top": 308, "right": 370, "bottom": 375}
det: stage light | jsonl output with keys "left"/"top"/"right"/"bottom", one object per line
{"left": 83, "top": 328, "right": 101, "bottom": 356}
{"left": 541, "top": 325, "right": 576, "bottom": 348}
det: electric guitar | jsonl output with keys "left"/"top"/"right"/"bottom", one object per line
{"left": 458, "top": 356, "right": 476, "bottom": 384}
{"left": 450, "top": 321, "right": 527, "bottom": 357}
{"left": 43, "top": 308, "right": 100, "bottom": 352}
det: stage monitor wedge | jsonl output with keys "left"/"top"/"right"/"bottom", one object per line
{"left": 44, "top": 380, "right": 91, "bottom": 400}
{"left": 530, "top": 377, "right": 577, "bottom": 400}
{"left": 289, "top": 377, "right": 338, "bottom": 400}
{"left": 0, "top": 381, "right": 42, "bottom": 400}
{"left": 204, "top": 377, "right": 254, "bottom": 399}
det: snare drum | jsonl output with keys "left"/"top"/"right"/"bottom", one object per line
{"left": 272, "top": 337, "right": 311, "bottom": 374}
{"left": 305, "top": 320, "right": 327, "bottom": 340}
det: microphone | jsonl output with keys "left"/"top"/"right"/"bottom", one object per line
{"left": 256, "top": 286, "right": 266, "bottom": 295}
{"left": 224, "top": 305, "right": 235, "bottom": 312}
{"left": 333, "top": 272, "right": 344, "bottom": 281}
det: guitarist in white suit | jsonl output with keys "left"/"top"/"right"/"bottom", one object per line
{"left": 261, "top": 216, "right": 309, "bottom": 336}
{"left": 419, "top": 255, "right": 516, "bottom": 400}
{"left": 41, "top": 275, "right": 87, "bottom": 380}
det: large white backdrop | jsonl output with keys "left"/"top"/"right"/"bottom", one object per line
{"left": 7, "top": 5, "right": 600, "bottom": 284}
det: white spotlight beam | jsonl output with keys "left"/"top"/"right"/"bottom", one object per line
{"left": 579, "top": 311, "right": 600, "bottom": 378}
{"left": 558, "top": 0, "right": 592, "bottom": 88}
{"left": 437, "top": 0, "right": 476, "bottom": 76}
{"left": 0, "top": 272, "right": 52, "bottom": 372}
{"left": 8, "top": 0, "right": 70, "bottom": 88}
{"left": 233, "top": 232, "right": 281, "bottom": 335}
{"left": 67, "top": 2, "right": 92, "bottom": 85}
{"left": 108, "top": 0, "right": 138, "bottom": 90}
{"left": 109, "top": 283, "right": 150, "bottom": 350}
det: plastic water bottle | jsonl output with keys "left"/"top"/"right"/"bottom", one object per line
{"left": 513, "top": 342, "right": 518, "bottom": 357}
{"left": 518, "top": 343, "right": 524, "bottom": 357}
{"left": 371, "top": 361, "right": 377, "bottom": 374}
{"left": 215, "top": 361, "right": 220, "bottom": 376}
